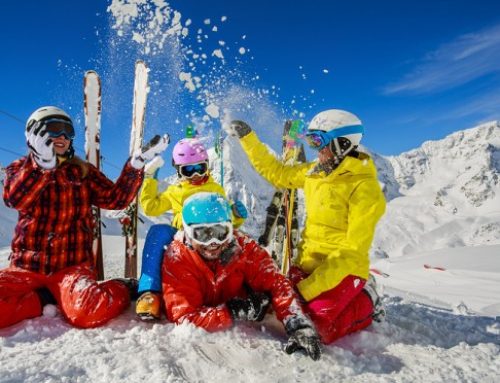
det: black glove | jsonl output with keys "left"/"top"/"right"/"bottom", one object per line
{"left": 284, "top": 316, "right": 321, "bottom": 361}
{"left": 224, "top": 120, "right": 252, "bottom": 138}
{"left": 227, "top": 292, "right": 271, "bottom": 322}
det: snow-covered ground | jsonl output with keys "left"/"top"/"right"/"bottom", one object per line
{"left": 0, "top": 237, "right": 499, "bottom": 382}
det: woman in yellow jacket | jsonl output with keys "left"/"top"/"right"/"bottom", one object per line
{"left": 225, "top": 109, "right": 386, "bottom": 344}
{"left": 136, "top": 138, "right": 246, "bottom": 320}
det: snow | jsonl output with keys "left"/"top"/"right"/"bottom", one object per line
{"left": 0, "top": 239, "right": 499, "bottom": 382}
{"left": 107, "top": 0, "right": 185, "bottom": 55}
{"left": 204, "top": 103, "right": 220, "bottom": 119}
{"left": 212, "top": 49, "right": 224, "bottom": 60}
{"left": 179, "top": 71, "right": 196, "bottom": 92}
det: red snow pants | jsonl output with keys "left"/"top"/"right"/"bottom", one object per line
{"left": 289, "top": 267, "right": 374, "bottom": 344}
{"left": 0, "top": 263, "right": 130, "bottom": 329}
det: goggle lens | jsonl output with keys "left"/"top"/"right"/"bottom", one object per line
{"left": 305, "top": 132, "right": 327, "bottom": 150}
{"left": 193, "top": 224, "right": 230, "bottom": 243}
{"left": 44, "top": 119, "right": 75, "bottom": 140}
{"left": 179, "top": 162, "right": 208, "bottom": 178}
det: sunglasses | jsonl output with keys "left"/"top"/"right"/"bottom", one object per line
{"left": 185, "top": 221, "right": 233, "bottom": 246}
{"left": 178, "top": 161, "right": 209, "bottom": 179}
{"left": 305, "top": 125, "right": 364, "bottom": 150}
{"left": 44, "top": 118, "right": 75, "bottom": 140}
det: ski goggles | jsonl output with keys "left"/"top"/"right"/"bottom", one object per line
{"left": 185, "top": 221, "right": 233, "bottom": 246}
{"left": 305, "top": 125, "right": 364, "bottom": 150}
{"left": 43, "top": 118, "right": 75, "bottom": 140}
{"left": 178, "top": 161, "right": 209, "bottom": 179}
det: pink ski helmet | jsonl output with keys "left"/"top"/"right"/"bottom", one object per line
{"left": 172, "top": 138, "right": 209, "bottom": 165}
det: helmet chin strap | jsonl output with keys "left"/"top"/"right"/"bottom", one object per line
{"left": 186, "top": 174, "right": 209, "bottom": 185}
{"left": 316, "top": 138, "right": 357, "bottom": 175}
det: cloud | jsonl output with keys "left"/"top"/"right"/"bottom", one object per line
{"left": 437, "top": 87, "right": 500, "bottom": 121}
{"left": 384, "top": 24, "right": 500, "bottom": 95}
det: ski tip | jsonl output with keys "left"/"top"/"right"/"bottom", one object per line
{"left": 84, "top": 70, "right": 99, "bottom": 77}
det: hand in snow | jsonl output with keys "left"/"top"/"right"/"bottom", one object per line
{"left": 231, "top": 200, "right": 248, "bottom": 219}
{"left": 25, "top": 120, "right": 56, "bottom": 169}
{"left": 284, "top": 316, "right": 321, "bottom": 361}
{"left": 131, "top": 134, "right": 170, "bottom": 169}
{"left": 223, "top": 120, "right": 252, "bottom": 138}
{"left": 285, "top": 326, "right": 321, "bottom": 361}
{"left": 227, "top": 292, "right": 271, "bottom": 322}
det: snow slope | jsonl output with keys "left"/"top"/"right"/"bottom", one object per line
{"left": 0, "top": 238, "right": 499, "bottom": 383}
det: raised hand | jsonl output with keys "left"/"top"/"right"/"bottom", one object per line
{"left": 131, "top": 134, "right": 170, "bottom": 169}
{"left": 25, "top": 121, "right": 56, "bottom": 169}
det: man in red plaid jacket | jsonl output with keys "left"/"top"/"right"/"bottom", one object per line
{"left": 0, "top": 106, "right": 169, "bottom": 329}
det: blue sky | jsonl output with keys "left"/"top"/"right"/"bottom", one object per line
{"left": 1, "top": 0, "right": 500, "bottom": 178}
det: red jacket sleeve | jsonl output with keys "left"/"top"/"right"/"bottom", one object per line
{"left": 238, "top": 237, "right": 299, "bottom": 322}
{"left": 3, "top": 156, "right": 53, "bottom": 212}
{"left": 88, "top": 160, "right": 144, "bottom": 210}
{"left": 162, "top": 242, "right": 233, "bottom": 332}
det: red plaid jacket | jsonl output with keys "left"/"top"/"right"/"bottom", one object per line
{"left": 3, "top": 154, "right": 144, "bottom": 274}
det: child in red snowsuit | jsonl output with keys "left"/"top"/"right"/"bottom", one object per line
{"left": 162, "top": 192, "right": 322, "bottom": 360}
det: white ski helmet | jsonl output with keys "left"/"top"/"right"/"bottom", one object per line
{"left": 308, "top": 109, "right": 363, "bottom": 155}
{"left": 26, "top": 106, "right": 72, "bottom": 129}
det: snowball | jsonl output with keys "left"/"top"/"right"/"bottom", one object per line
{"left": 205, "top": 104, "right": 220, "bottom": 119}
{"left": 212, "top": 49, "right": 224, "bottom": 60}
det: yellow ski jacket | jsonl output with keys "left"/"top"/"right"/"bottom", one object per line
{"left": 140, "top": 175, "right": 244, "bottom": 229}
{"left": 240, "top": 131, "right": 386, "bottom": 301}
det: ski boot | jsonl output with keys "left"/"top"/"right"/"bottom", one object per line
{"left": 363, "top": 274, "right": 386, "bottom": 323}
{"left": 136, "top": 291, "right": 161, "bottom": 320}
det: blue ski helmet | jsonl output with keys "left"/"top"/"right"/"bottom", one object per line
{"left": 182, "top": 192, "right": 232, "bottom": 226}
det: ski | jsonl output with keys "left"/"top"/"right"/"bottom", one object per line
{"left": 122, "top": 60, "right": 149, "bottom": 278}
{"left": 424, "top": 264, "right": 446, "bottom": 271}
{"left": 281, "top": 120, "right": 306, "bottom": 275}
{"left": 259, "top": 120, "right": 305, "bottom": 274}
{"left": 370, "top": 268, "right": 390, "bottom": 278}
{"left": 215, "top": 128, "right": 224, "bottom": 187}
{"left": 84, "top": 70, "right": 104, "bottom": 280}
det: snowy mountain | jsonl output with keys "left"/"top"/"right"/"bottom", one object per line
{"left": 371, "top": 121, "right": 500, "bottom": 258}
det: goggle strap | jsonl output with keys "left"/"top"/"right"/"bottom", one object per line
{"left": 326, "top": 124, "right": 364, "bottom": 139}
{"left": 44, "top": 117, "right": 73, "bottom": 126}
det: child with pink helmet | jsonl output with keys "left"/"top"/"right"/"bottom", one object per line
{"left": 136, "top": 137, "right": 248, "bottom": 320}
